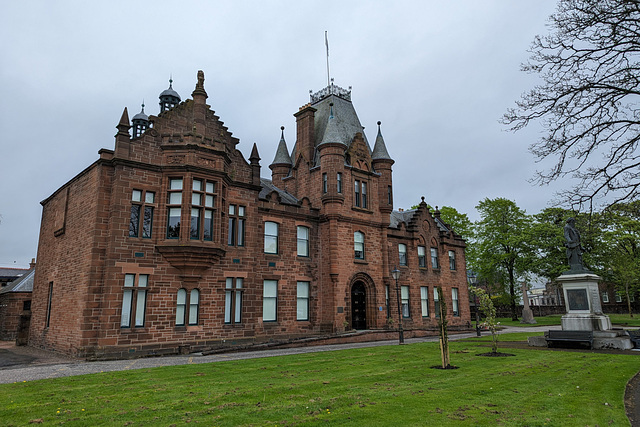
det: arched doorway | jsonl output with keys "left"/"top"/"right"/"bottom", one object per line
{"left": 351, "top": 282, "right": 367, "bottom": 330}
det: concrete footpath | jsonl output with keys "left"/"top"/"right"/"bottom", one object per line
{"left": 0, "top": 325, "right": 561, "bottom": 384}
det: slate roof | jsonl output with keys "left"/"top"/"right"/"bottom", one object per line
{"left": 0, "top": 268, "right": 28, "bottom": 280}
{"left": 434, "top": 217, "right": 450, "bottom": 233}
{"left": 389, "top": 209, "right": 417, "bottom": 229}
{"left": 389, "top": 209, "right": 454, "bottom": 237}
{"left": 371, "top": 124, "right": 392, "bottom": 161}
{"left": 271, "top": 129, "right": 292, "bottom": 166}
{"left": 290, "top": 88, "right": 373, "bottom": 167}
{"left": 259, "top": 178, "right": 299, "bottom": 205}
{"left": 0, "top": 268, "right": 34, "bottom": 294}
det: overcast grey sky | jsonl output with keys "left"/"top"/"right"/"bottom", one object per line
{"left": 0, "top": 1, "right": 561, "bottom": 268}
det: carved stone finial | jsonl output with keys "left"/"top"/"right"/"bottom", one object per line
{"left": 421, "top": 196, "right": 425, "bottom": 202}
{"left": 197, "top": 70, "right": 205, "bottom": 89}
{"left": 192, "top": 70, "right": 208, "bottom": 101}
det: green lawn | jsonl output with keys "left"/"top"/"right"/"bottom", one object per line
{"left": 1, "top": 334, "right": 638, "bottom": 426}
{"left": 496, "top": 313, "right": 640, "bottom": 328}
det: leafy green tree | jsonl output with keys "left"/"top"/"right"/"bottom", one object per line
{"left": 601, "top": 202, "right": 640, "bottom": 317}
{"left": 437, "top": 206, "right": 473, "bottom": 242}
{"left": 528, "top": 208, "right": 606, "bottom": 280}
{"left": 470, "top": 285, "right": 499, "bottom": 354}
{"left": 411, "top": 204, "right": 473, "bottom": 242}
{"left": 471, "top": 198, "right": 533, "bottom": 320}
{"left": 503, "top": 0, "right": 640, "bottom": 208}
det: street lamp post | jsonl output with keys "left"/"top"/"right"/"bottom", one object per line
{"left": 469, "top": 272, "right": 481, "bottom": 337}
{"left": 391, "top": 267, "right": 404, "bottom": 344}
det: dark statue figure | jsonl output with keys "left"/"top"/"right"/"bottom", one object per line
{"left": 564, "top": 217, "right": 588, "bottom": 273}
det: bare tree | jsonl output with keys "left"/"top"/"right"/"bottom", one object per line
{"left": 503, "top": 0, "right": 640, "bottom": 209}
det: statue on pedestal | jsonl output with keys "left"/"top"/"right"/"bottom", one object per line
{"left": 564, "top": 218, "right": 589, "bottom": 273}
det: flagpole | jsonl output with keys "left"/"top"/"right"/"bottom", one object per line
{"left": 325, "top": 31, "right": 330, "bottom": 87}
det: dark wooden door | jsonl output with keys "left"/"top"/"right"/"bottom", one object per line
{"left": 351, "top": 282, "right": 367, "bottom": 330}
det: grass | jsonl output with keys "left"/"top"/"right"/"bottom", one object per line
{"left": 495, "top": 313, "right": 640, "bottom": 328}
{"left": 1, "top": 334, "right": 638, "bottom": 426}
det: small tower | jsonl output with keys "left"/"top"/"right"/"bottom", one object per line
{"left": 269, "top": 126, "right": 292, "bottom": 188}
{"left": 159, "top": 77, "right": 181, "bottom": 113}
{"left": 371, "top": 121, "right": 394, "bottom": 212}
{"left": 131, "top": 102, "right": 149, "bottom": 138}
{"left": 317, "top": 103, "right": 347, "bottom": 206}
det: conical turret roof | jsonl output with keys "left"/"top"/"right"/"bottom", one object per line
{"left": 372, "top": 121, "right": 392, "bottom": 160}
{"left": 271, "top": 126, "right": 292, "bottom": 165}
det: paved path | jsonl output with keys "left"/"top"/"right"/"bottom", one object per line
{"left": 0, "top": 325, "right": 560, "bottom": 384}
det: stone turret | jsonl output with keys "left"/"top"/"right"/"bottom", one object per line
{"left": 371, "top": 121, "right": 394, "bottom": 212}
{"left": 269, "top": 126, "right": 292, "bottom": 188}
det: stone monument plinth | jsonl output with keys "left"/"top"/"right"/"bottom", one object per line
{"left": 556, "top": 272, "right": 612, "bottom": 331}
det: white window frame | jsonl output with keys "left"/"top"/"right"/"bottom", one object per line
{"left": 452, "top": 287, "right": 459, "bottom": 316}
{"left": 297, "top": 281, "right": 310, "bottom": 321}
{"left": 121, "top": 273, "right": 148, "bottom": 328}
{"left": 297, "top": 226, "right": 310, "bottom": 257}
{"left": 421, "top": 286, "right": 429, "bottom": 317}
{"left": 225, "top": 278, "right": 243, "bottom": 324}
{"left": 263, "top": 280, "right": 278, "bottom": 322}
{"left": 264, "top": 221, "right": 279, "bottom": 254}
{"left": 401, "top": 285, "right": 410, "bottom": 318}
{"left": 354, "top": 231, "right": 365, "bottom": 260}
{"left": 398, "top": 243, "right": 407, "bottom": 266}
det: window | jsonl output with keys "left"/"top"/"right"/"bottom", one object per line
{"left": 129, "top": 189, "right": 155, "bottom": 238}
{"left": 401, "top": 285, "right": 410, "bottom": 318}
{"left": 361, "top": 182, "right": 367, "bottom": 208}
{"left": 615, "top": 292, "right": 622, "bottom": 303}
{"left": 421, "top": 287, "right": 429, "bottom": 317}
{"left": 388, "top": 185, "right": 392, "bottom": 205}
{"left": 354, "top": 231, "right": 365, "bottom": 260}
{"left": 398, "top": 244, "right": 407, "bottom": 266}
{"left": 225, "top": 278, "right": 243, "bottom": 324}
{"left": 189, "top": 289, "right": 200, "bottom": 325}
{"left": 46, "top": 282, "right": 53, "bottom": 328}
{"left": 322, "top": 173, "right": 327, "bottom": 194}
{"left": 601, "top": 291, "right": 609, "bottom": 303}
{"left": 297, "top": 226, "right": 309, "bottom": 257}
{"left": 297, "top": 281, "right": 310, "bottom": 321}
{"left": 452, "top": 287, "right": 459, "bottom": 316}
{"left": 191, "top": 179, "right": 217, "bottom": 241}
{"left": 166, "top": 178, "right": 183, "bottom": 239}
{"left": 434, "top": 288, "right": 440, "bottom": 318}
{"left": 228, "top": 205, "right": 245, "bottom": 246}
{"left": 353, "top": 180, "right": 368, "bottom": 208}
{"left": 176, "top": 289, "right": 187, "bottom": 326}
{"left": 431, "top": 247, "right": 439, "bottom": 269}
{"left": 418, "top": 246, "right": 426, "bottom": 268}
{"left": 263, "top": 280, "right": 278, "bottom": 321}
{"left": 449, "top": 250, "right": 456, "bottom": 270}
{"left": 337, "top": 172, "right": 342, "bottom": 193}
{"left": 264, "top": 221, "right": 279, "bottom": 254}
{"left": 121, "top": 274, "right": 148, "bottom": 328}
{"left": 385, "top": 285, "right": 390, "bottom": 318}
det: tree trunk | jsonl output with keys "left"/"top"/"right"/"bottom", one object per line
{"left": 509, "top": 267, "right": 518, "bottom": 321}
{"left": 625, "top": 283, "right": 634, "bottom": 318}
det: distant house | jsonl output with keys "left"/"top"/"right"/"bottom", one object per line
{"left": 0, "top": 264, "right": 34, "bottom": 342}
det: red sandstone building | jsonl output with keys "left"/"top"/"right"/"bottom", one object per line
{"left": 29, "top": 71, "right": 470, "bottom": 358}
